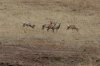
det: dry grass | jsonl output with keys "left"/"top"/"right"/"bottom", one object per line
{"left": 0, "top": 0, "right": 100, "bottom": 44}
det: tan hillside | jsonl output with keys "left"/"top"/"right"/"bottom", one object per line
{"left": 0, "top": 0, "right": 100, "bottom": 66}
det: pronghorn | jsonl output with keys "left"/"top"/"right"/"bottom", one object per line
{"left": 52, "top": 23, "right": 61, "bottom": 32}
{"left": 67, "top": 25, "right": 79, "bottom": 31}
{"left": 42, "top": 21, "right": 56, "bottom": 32}
{"left": 23, "top": 23, "right": 35, "bottom": 29}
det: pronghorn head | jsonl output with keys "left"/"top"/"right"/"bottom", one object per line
{"left": 67, "top": 24, "right": 70, "bottom": 30}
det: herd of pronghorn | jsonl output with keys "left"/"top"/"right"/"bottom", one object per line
{"left": 23, "top": 21, "right": 79, "bottom": 32}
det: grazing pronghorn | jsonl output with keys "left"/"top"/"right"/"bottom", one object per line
{"left": 67, "top": 25, "right": 79, "bottom": 31}
{"left": 23, "top": 23, "right": 35, "bottom": 29}
{"left": 42, "top": 21, "right": 56, "bottom": 32}
{"left": 52, "top": 23, "right": 61, "bottom": 32}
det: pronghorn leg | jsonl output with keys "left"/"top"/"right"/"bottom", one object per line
{"left": 42, "top": 25, "right": 45, "bottom": 30}
{"left": 76, "top": 28, "right": 79, "bottom": 32}
{"left": 24, "top": 29, "right": 26, "bottom": 33}
{"left": 56, "top": 29, "right": 59, "bottom": 32}
{"left": 47, "top": 28, "right": 50, "bottom": 32}
{"left": 52, "top": 29, "right": 55, "bottom": 32}
{"left": 54, "top": 29, "right": 57, "bottom": 32}
{"left": 23, "top": 27, "right": 27, "bottom": 33}
{"left": 71, "top": 28, "right": 73, "bottom": 31}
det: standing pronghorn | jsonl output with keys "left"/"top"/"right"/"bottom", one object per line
{"left": 42, "top": 21, "right": 56, "bottom": 32}
{"left": 66, "top": 25, "right": 79, "bottom": 31}
{"left": 52, "top": 23, "right": 61, "bottom": 32}
{"left": 23, "top": 23, "right": 35, "bottom": 29}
